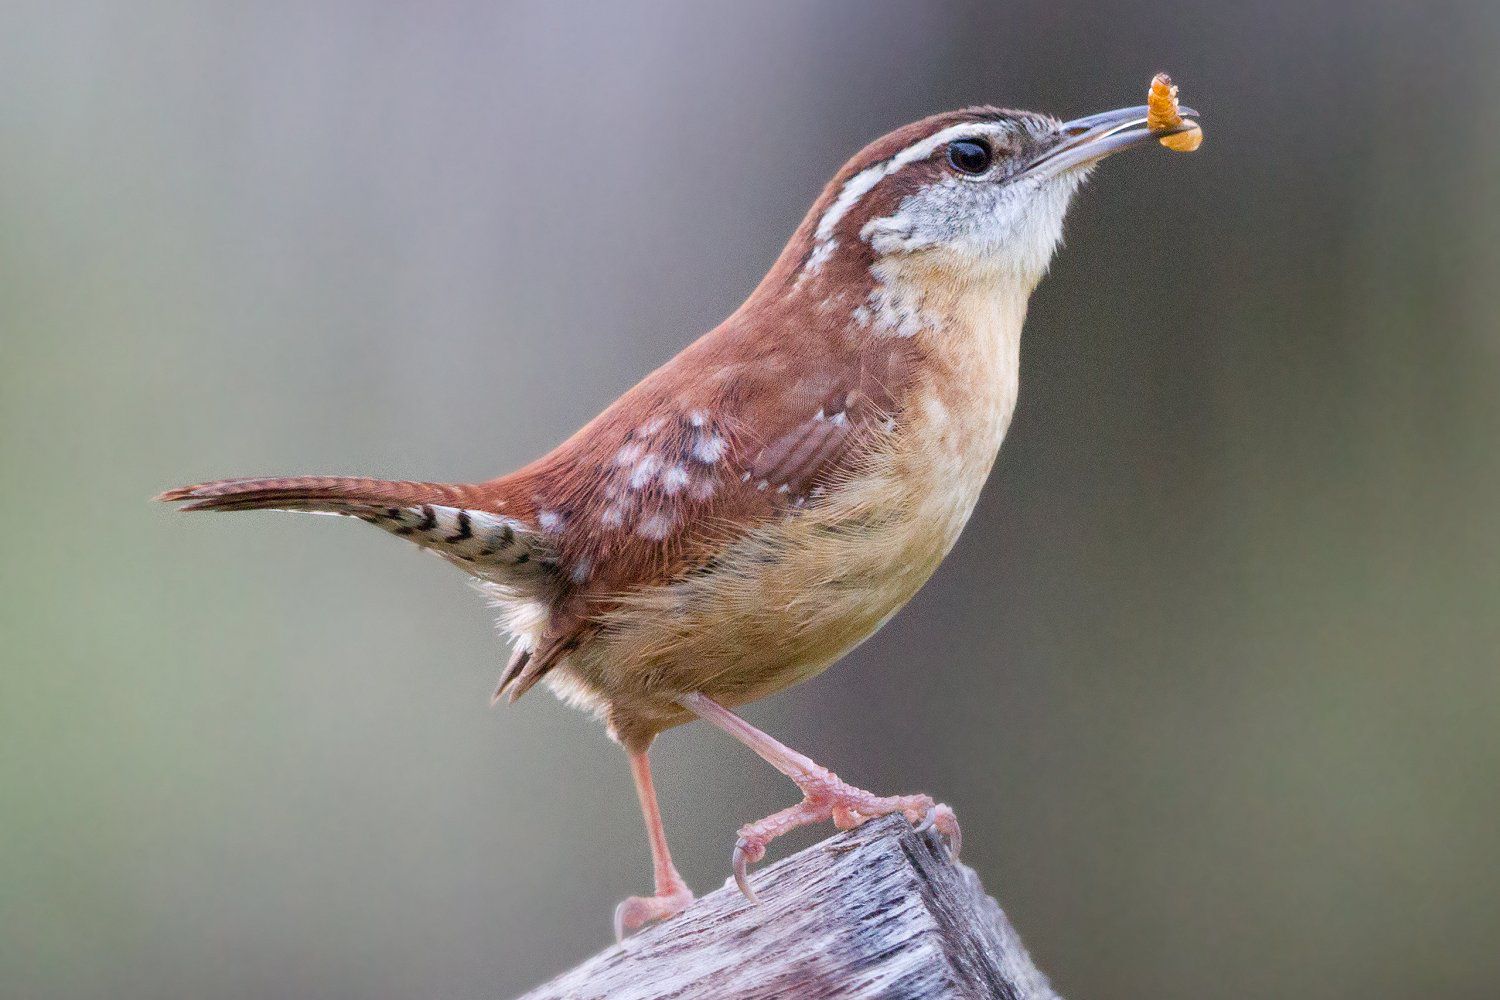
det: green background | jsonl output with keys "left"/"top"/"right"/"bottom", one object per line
{"left": 4, "top": 2, "right": 1498, "bottom": 997}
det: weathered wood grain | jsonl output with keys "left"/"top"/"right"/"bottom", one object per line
{"left": 515, "top": 815, "right": 1061, "bottom": 1000}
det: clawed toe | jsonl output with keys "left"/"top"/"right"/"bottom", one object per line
{"left": 917, "top": 802, "right": 962, "bottom": 859}
{"left": 731, "top": 837, "right": 766, "bottom": 903}
{"left": 724, "top": 781, "right": 962, "bottom": 901}
{"left": 613, "top": 886, "right": 694, "bottom": 942}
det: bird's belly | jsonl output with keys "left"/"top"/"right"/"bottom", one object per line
{"left": 565, "top": 383, "right": 1010, "bottom": 736}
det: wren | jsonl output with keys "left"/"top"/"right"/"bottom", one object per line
{"left": 161, "top": 88, "right": 1202, "bottom": 938}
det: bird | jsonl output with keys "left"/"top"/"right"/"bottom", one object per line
{"left": 159, "top": 91, "right": 1201, "bottom": 939}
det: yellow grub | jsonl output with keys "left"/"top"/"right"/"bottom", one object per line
{"left": 1148, "top": 73, "right": 1203, "bottom": 152}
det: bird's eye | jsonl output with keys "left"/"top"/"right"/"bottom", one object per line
{"left": 946, "top": 138, "right": 993, "bottom": 175}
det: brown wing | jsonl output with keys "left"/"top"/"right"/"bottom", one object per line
{"left": 507, "top": 333, "right": 918, "bottom": 580}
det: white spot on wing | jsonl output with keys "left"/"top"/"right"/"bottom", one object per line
{"left": 661, "top": 465, "right": 690, "bottom": 494}
{"left": 692, "top": 435, "right": 727, "bottom": 464}
{"left": 537, "top": 510, "right": 564, "bottom": 533}
{"left": 629, "top": 453, "right": 661, "bottom": 489}
{"left": 636, "top": 514, "right": 674, "bottom": 540}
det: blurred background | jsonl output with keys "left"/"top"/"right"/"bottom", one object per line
{"left": 3, "top": 2, "right": 1498, "bottom": 998}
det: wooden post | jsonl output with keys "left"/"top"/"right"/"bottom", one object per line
{"left": 516, "top": 815, "right": 1062, "bottom": 1000}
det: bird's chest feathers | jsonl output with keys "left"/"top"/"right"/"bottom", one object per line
{"left": 874, "top": 271, "right": 1027, "bottom": 558}
{"left": 725, "top": 276, "right": 1026, "bottom": 651}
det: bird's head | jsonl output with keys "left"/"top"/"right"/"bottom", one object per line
{"left": 784, "top": 101, "right": 1200, "bottom": 301}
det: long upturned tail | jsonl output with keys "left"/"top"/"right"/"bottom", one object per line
{"left": 156, "top": 475, "right": 556, "bottom": 583}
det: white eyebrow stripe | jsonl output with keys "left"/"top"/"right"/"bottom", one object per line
{"left": 808, "top": 121, "right": 1016, "bottom": 264}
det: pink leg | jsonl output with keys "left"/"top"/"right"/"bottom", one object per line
{"left": 679, "top": 693, "right": 960, "bottom": 901}
{"left": 613, "top": 747, "right": 694, "bottom": 940}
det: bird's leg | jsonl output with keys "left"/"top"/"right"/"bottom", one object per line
{"left": 613, "top": 745, "right": 694, "bottom": 941}
{"left": 678, "top": 692, "right": 960, "bottom": 901}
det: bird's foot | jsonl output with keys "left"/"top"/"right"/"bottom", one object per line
{"left": 729, "top": 769, "right": 961, "bottom": 901}
{"left": 613, "top": 882, "right": 694, "bottom": 942}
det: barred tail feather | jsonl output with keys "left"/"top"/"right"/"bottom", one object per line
{"left": 157, "top": 475, "right": 558, "bottom": 582}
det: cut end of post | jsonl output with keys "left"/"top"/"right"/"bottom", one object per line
{"left": 516, "top": 815, "right": 1063, "bottom": 1000}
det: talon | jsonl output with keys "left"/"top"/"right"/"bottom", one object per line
{"left": 612, "top": 885, "right": 694, "bottom": 942}
{"left": 732, "top": 838, "right": 762, "bottom": 904}
{"left": 916, "top": 805, "right": 937, "bottom": 834}
{"left": 935, "top": 803, "right": 962, "bottom": 860}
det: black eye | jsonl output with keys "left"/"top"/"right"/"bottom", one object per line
{"left": 946, "top": 138, "right": 992, "bottom": 175}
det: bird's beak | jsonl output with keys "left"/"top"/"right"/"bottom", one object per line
{"left": 1020, "top": 105, "right": 1200, "bottom": 181}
